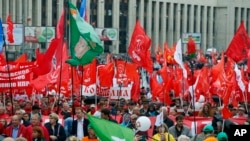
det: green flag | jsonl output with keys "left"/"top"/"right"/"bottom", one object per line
{"left": 87, "top": 114, "right": 134, "bottom": 141}
{"left": 66, "top": 2, "right": 103, "bottom": 66}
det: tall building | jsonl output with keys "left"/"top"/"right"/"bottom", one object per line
{"left": 1, "top": 0, "right": 250, "bottom": 60}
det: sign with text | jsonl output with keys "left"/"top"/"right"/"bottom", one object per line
{"left": 2, "top": 24, "right": 23, "bottom": 45}
{"left": 25, "top": 27, "right": 55, "bottom": 43}
{"left": 0, "top": 68, "right": 33, "bottom": 90}
{"left": 96, "top": 85, "right": 132, "bottom": 100}
{"left": 182, "top": 33, "right": 201, "bottom": 44}
{"left": 81, "top": 84, "right": 96, "bottom": 96}
{"left": 95, "top": 28, "right": 118, "bottom": 41}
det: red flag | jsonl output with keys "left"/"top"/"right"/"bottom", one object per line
{"left": 187, "top": 37, "right": 196, "bottom": 55}
{"left": 117, "top": 61, "right": 139, "bottom": 84}
{"left": 222, "top": 106, "right": 232, "bottom": 119}
{"left": 14, "top": 53, "right": 27, "bottom": 63}
{"left": 55, "top": 42, "right": 70, "bottom": 83}
{"left": 211, "top": 53, "right": 225, "bottom": 83}
{"left": 57, "top": 9, "right": 65, "bottom": 39}
{"left": 0, "top": 53, "right": 6, "bottom": 65}
{"left": 129, "top": 64, "right": 140, "bottom": 102}
{"left": 128, "top": 21, "right": 153, "bottom": 73}
{"left": 6, "top": 14, "right": 14, "bottom": 43}
{"left": 98, "top": 63, "right": 114, "bottom": 87}
{"left": 163, "top": 42, "right": 175, "bottom": 64}
{"left": 195, "top": 67, "right": 210, "bottom": 99}
{"left": 72, "top": 66, "right": 81, "bottom": 95}
{"left": 150, "top": 73, "right": 164, "bottom": 101}
{"left": 32, "top": 39, "right": 60, "bottom": 75}
{"left": 155, "top": 45, "right": 163, "bottom": 64}
{"left": 225, "top": 21, "right": 250, "bottom": 62}
{"left": 30, "top": 41, "right": 68, "bottom": 91}
{"left": 82, "top": 59, "right": 96, "bottom": 86}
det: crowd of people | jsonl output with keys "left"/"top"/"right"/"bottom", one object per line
{"left": 0, "top": 37, "right": 249, "bottom": 141}
{"left": 0, "top": 90, "right": 248, "bottom": 141}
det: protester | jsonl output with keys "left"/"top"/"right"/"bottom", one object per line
{"left": 140, "top": 99, "right": 150, "bottom": 116}
{"left": 152, "top": 123, "right": 175, "bottom": 141}
{"left": 198, "top": 103, "right": 214, "bottom": 117}
{"left": 15, "top": 137, "right": 28, "bottom": 141}
{"left": 64, "top": 117, "right": 73, "bottom": 137}
{"left": 120, "top": 113, "right": 131, "bottom": 127}
{"left": 3, "top": 115, "right": 28, "bottom": 139}
{"left": 168, "top": 115, "right": 193, "bottom": 140}
{"left": 178, "top": 135, "right": 191, "bottom": 141}
{"left": 2, "top": 137, "right": 15, "bottom": 141}
{"left": 100, "top": 108, "right": 117, "bottom": 123}
{"left": 22, "top": 113, "right": 31, "bottom": 127}
{"left": 244, "top": 112, "right": 250, "bottom": 125}
{"left": 128, "top": 114, "right": 148, "bottom": 141}
{"left": 81, "top": 125, "right": 98, "bottom": 141}
{"left": 44, "top": 113, "right": 66, "bottom": 141}
{"left": 0, "top": 106, "right": 10, "bottom": 119}
{"left": 32, "top": 126, "right": 46, "bottom": 141}
{"left": 148, "top": 103, "right": 159, "bottom": 117}
{"left": 233, "top": 106, "right": 247, "bottom": 118}
{"left": 66, "top": 136, "right": 79, "bottom": 141}
{"left": 29, "top": 105, "right": 41, "bottom": 120}
{"left": 190, "top": 128, "right": 205, "bottom": 141}
{"left": 71, "top": 107, "right": 89, "bottom": 140}
{"left": 61, "top": 102, "right": 72, "bottom": 120}
{"left": 181, "top": 104, "right": 193, "bottom": 116}
{"left": 26, "top": 114, "right": 50, "bottom": 141}
{"left": 202, "top": 124, "right": 218, "bottom": 141}
{"left": 0, "top": 118, "right": 8, "bottom": 128}
{"left": 217, "top": 132, "right": 228, "bottom": 141}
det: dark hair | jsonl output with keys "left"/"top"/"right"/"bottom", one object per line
{"left": 175, "top": 115, "right": 184, "bottom": 121}
{"left": 101, "top": 108, "right": 110, "bottom": 116}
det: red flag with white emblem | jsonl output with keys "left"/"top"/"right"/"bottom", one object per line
{"left": 128, "top": 21, "right": 153, "bottom": 73}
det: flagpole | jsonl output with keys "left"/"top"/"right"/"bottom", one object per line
{"left": 56, "top": 4, "right": 67, "bottom": 113}
{"left": 2, "top": 28, "right": 14, "bottom": 115}
{"left": 71, "top": 66, "right": 75, "bottom": 120}
{"left": 189, "top": 59, "right": 197, "bottom": 135}
{"left": 114, "top": 54, "right": 128, "bottom": 121}
{"left": 80, "top": 65, "right": 84, "bottom": 106}
{"left": 65, "top": 0, "right": 75, "bottom": 121}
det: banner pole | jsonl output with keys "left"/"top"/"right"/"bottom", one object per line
{"left": 2, "top": 24, "right": 14, "bottom": 115}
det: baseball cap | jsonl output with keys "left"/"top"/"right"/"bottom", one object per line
{"left": 217, "top": 132, "right": 228, "bottom": 141}
{"left": 90, "top": 104, "right": 95, "bottom": 108}
{"left": 203, "top": 124, "right": 214, "bottom": 133}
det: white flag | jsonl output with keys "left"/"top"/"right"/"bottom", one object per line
{"left": 174, "top": 39, "right": 187, "bottom": 78}
{"left": 234, "top": 64, "right": 245, "bottom": 92}
{"left": 155, "top": 110, "right": 164, "bottom": 126}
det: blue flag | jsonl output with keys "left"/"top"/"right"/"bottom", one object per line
{"left": 0, "top": 19, "right": 4, "bottom": 53}
{"left": 79, "top": 0, "right": 86, "bottom": 18}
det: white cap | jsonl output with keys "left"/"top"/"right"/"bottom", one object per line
{"left": 90, "top": 104, "right": 95, "bottom": 108}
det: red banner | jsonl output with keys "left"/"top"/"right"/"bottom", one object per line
{"left": 0, "top": 68, "right": 33, "bottom": 91}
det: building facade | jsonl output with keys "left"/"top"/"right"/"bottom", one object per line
{"left": 1, "top": 0, "right": 250, "bottom": 60}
